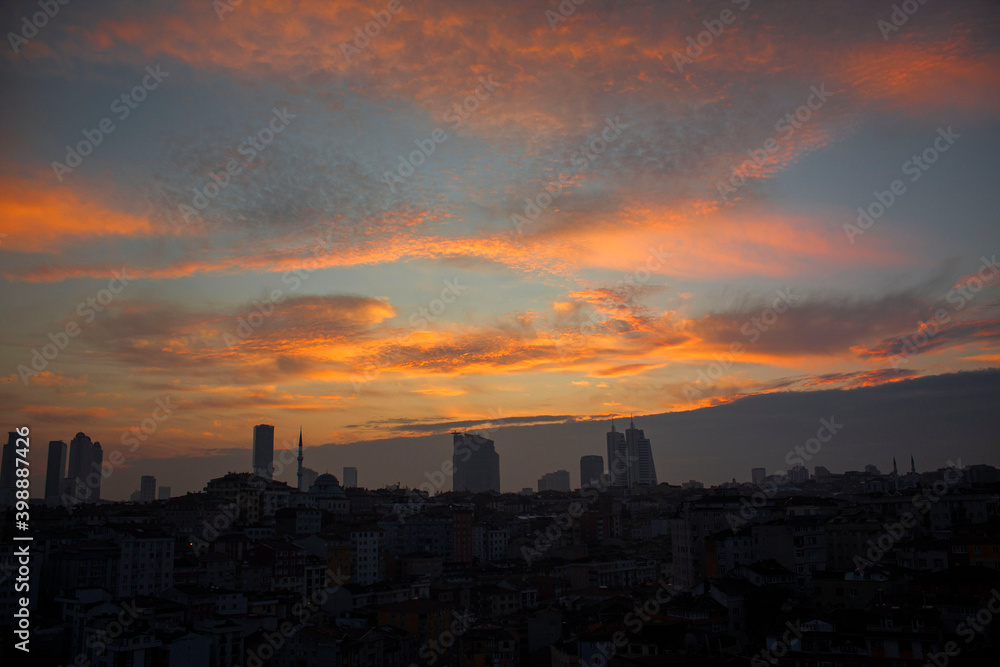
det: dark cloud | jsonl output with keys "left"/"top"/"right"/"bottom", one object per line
{"left": 854, "top": 319, "right": 1000, "bottom": 362}
{"left": 285, "top": 368, "right": 1000, "bottom": 492}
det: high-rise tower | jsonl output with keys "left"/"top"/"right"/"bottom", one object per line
{"left": 625, "top": 416, "right": 657, "bottom": 487}
{"left": 67, "top": 432, "right": 93, "bottom": 484}
{"left": 140, "top": 475, "right": 156, "bottom": 503}
{"left": 91, "top": 442, "right": 103, "bottom": 501}
{"left": 66, "top": 432, "right": 98, "bottom": 503}
{"left": 452, "top": 433, "right": 500, "bottom": 493}
{"left": 580, "top": 455, "right": 604, "bottom": 488}
{"left": 252, "top": 424, "right": 275, "bottom": 480}
{"left": 45, "top": 440, "right": 67, "bottom": 501}
{"left": 606, "top": 419, "right": 628, "bottom": 487}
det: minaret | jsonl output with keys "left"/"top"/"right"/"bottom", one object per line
{"left": 297, "top": 428, "right": 304, "bottom": 491}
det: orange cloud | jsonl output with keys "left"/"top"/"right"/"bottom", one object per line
{"left": 0, "top": 173, "right": 157, "bottom": 252}
{"left": 839, "top": 39, "right": 1000, "bottom": 115}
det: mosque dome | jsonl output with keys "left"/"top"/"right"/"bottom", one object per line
{"left": 309, "top": 473, "right": 344, "bottom": 494}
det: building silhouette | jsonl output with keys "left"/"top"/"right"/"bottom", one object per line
{"left": 607, "top": 417, "right": 658, "bottom": 489}
{"left": 343, "top": 466, "right": 358, "bottom": 488}
{"left": 252, "top": 424, "right": 275, "bottom": 480}
{"left": 625, "top": 417, "right": 657, "bottom": 487}
{"left": 140, "top": 475, "right": 156, "bottom": 503}
{"left": 66, "top": 432, "right": 102, "bottom": 503}
{"left": 580, "top": 455, "right": 604, "bottom": 489}
{"left": 452, "top": 433, "right": 500, "bottom": 493}
{"left": 606, "top": 420, "right": 628, "bottom": 488}
{"left": 45, "top": 440, "right": 67, "bottom": 501}
{"left": 538, "top": 470, "right": 571, "bottom": 492}
{"left": 0, "top": 432, "right": 16, "bottom": 505}
{"left": 92, "top": 443, "right": 102, "bottom": 501}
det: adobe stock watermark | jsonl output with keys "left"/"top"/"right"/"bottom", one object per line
{"left": 222, "top": 222, "right": 349, "bottom": 348}
{"left": 717, "top": 84, "right": 833, "bottom": 202}
{"left": 414, "top": 612, "right": 476, "bottom": 666}
{"left": 728, "top": 416, "right": 843, "bottom": 531}
{"left": 179, "top": 106, "right": 296, "bottom": 223}
{"left": 887, "top": 254, "right": 999, "bottom": 368}
{"left": 7, "top": 0, "right": 70, "bottom": 54}
{"left": 57, "top": 600, "right": 146, "bottom": 667}
{"left": 521, "top": 452, "right": 632, "bottom": 564}
{"left": 16, "top": 268, "right": 132, "bottom": 384}
{"left": 340, "top": 0, "right": 409, "bottom": 61}
{"left": 350, "top": 277, "right": 470, "bottom": 394}
{"left": 511, "top": 115, "right": 629, "bottom": 235}
{"left": 63, "top": 396, "right": 175, "bottom": 507}
{"left": 383, "top": 76, "right": 501, "bottom": 194}
{"left": 586, "top": 575, "right": 677, "bottom": 666}
{"left": 878, "top": 0, "right": 931, "bottom": 41}
{"left": 189, "top": 476, "right": 266, "bottom": 554}
{"left": 854, "top": 460, "right": 964, "bottom": 573}
{"left": 925, "top": 589, "right": 1000, "bottom": 667}
{"left": 395, "top": 409, "right": 506, "bottom": 524}
{"left": 408, "top": 278, "right": 469, "bottom": 327}
{"left": 545, "top": 0, "right": 586, "bottom": 29}
{"left": 671, "top": 0, "right": 752, "bottom": 73}
{"left": 750, "top": 620, "right": 805, "bottom": 667}
{"left": 554, "top": 246, "right": 671, "bottom": 361}
{"left": 213, "top": 0, "right": 244, "bottom": 21}
{"left": 682, "top": 287, "right": 803, "bottom": 400}
{"left": 52, "top": 65, "right": 169, "bottom": 182}
{"left": 844, "top": 126, "right": 959, "bottom": 244}
{"left": 242, "top": 568, "right": 350, "bottom": 667}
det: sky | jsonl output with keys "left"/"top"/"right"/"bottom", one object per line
{"left": 1, "top": 0, "right": 999, "bottom": 499}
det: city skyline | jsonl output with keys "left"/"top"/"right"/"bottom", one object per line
{"left": 2, "top": 1, "right": 999, "bottom": 662}
{"left": 7, "top": 374, "right": 996, "bottom": 503}
{"left": 2, "top": 0, "right": 1000, "bottom": 506}
{"left": 5, "top": 423, "right": 985, "bottom": 513}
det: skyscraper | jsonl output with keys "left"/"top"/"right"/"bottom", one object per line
{"left": 252, "top": 424, "right": 275, "bottom": 480}
{"left": 343, "top": 467, "right": 358, "bottom": 488}
{"left": 67, "top": 432, "right": 92, "bottom": 481}
{"left": 67, "top": 432, "right": 99, "bottom": 503}
{"left": 452, "top": 433, "right": 500, "bottom": 493}
{"left": 580, "top": 455, "right": 604, "bottom": 488}
{"left": 0, "top": 432, "right": 16, "bottom": 505}
{"left": 92, "top": 442, "right": 103, "bottom": 501}
{"left": 625, "top": 417, "right": 658, "bottom": 487}
{"left": 140, "top": 475, "right": 156, "bottom": 503}
{"left": 751, "top": 467, "right": 766, "bottom": 485}
{"left": 606, "top": 420, "right": 628, "bottom": 487}
{"left": 45, "top": 440, "right": 67, "bottom": 501}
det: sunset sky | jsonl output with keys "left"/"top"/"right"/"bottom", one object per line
{"left": 2, "top": 0, "right": 999, "bottom": 498}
